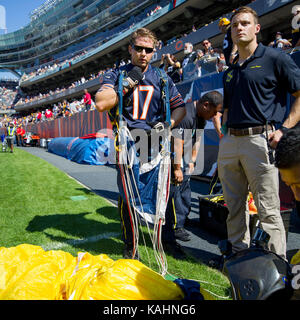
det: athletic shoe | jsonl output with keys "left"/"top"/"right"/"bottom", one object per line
{"left": 174, "top": 228, "right": 191, "bottom": 242}
{"left": 123, "top": 245, "right": 139, "bottom": 260}
{"left": 163, "top": 242, "right": 186, "bottom": 260}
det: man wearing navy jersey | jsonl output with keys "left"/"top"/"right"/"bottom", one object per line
{"left": 95, "top": 28, "right": 186, "bottom": 259}
{"left": 218, "top": 7, "right": 300, "bottom": 260}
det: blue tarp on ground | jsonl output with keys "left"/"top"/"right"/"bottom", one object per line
{"left": 48, "top": 137, "right": 115, "bottom": 165}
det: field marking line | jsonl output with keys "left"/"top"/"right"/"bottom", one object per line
{"left": 42, "top": 231, "right": 120, "bottom": 251}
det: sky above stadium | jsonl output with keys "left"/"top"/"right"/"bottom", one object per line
{"left": 0, "top": 0, "right": 46, "bottom": 33}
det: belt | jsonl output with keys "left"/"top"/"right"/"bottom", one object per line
{"left": 228, "top": 125, "right": 273, "bottom": 136}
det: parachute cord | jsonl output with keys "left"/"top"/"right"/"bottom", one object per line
{"left": 117, "top": 126, "right": 141, "bottom": 258}
{"left": 118, "top": 156, "right": 138, "bottom": 258}
{"left": 125, "top": 156, "right": 165, "bottom": 273}
{"left": 188, "top": 278, "right": 231, "bottom": 300}
{"left": 163, "top": 270, "right": 231, "bottom": 300}
{"left": 117, "top": 125, "right": 169, "bottom": 274}
{"left": 154, "top": 218, "right": 168, "bottom": 276}
{"left": 118, "top": 126, "right": 154, "bottom": 264}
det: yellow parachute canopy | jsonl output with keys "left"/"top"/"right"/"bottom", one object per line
{"left": 0, "top": 244, "right": 186, "bottom": 300}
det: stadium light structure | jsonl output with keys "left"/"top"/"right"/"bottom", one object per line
{"left": 0, "top": 5, "right": 7, "bottom": 34}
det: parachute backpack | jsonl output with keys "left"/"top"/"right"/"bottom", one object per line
{"left": 112, "top": 67, "right": 172, "bottom": 275}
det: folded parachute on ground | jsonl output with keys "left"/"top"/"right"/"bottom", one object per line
{"left": 0, "top": 244, "right": 214, "bottom": 300}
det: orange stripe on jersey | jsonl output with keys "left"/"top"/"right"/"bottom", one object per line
{"left": 170, "top": 94, "right": 184, "bottom": 109}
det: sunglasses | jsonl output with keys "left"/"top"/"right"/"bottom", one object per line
{"left": 202, "top": 42, "right": 210, "bottom": 45}
{"left": 131, "top": 44, "right": 154, "bottom": 54}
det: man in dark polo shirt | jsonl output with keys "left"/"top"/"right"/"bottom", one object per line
{"left": 218, "top": 6, "right": 300, "bottom": 260}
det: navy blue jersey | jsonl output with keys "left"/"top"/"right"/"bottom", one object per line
{"left": 100, "top": 63, "right": 185, "bottom": 130}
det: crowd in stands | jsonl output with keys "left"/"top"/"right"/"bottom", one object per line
{"left": 20, "top": 50, "right": 89, "bottom": 83}
{"left": 15, "top": 69, "right": 109, "bottom": 107}
{"left": 18, "top": 3, "right": 167, "bottom": 84}
{"left": 0, "top": 95, "right": 96, "bottom": 129}
{"left": 0, "top": 87, "right": 17, "bottom": 110}
{"left": 18, "top": 6, "right": 299, "bottom": 87}
{"left": 1, "top": 3, "right": 299, "bottom": 130}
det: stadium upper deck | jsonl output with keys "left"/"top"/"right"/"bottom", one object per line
{"left": 0, "top": 0, "right": 250, "bottom": 75}
{"left": 0, "top": 0, "right": 299, "bottom": 114}
{"left": 0, "top": 0, "right": 168, "bottom": 69}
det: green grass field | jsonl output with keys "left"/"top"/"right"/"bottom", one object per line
{"left": 0, "top": 148, "right": 231, "bottom": 299}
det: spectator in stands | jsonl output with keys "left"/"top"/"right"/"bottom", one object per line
{"left": 62, "top": 100, "right": 69, "bottom": 117}
{"left": 198, "top": 39, "right": 219, "bottom": 75}
{"left": 41, "top": 111, "right": 46, "bottom": 122}
{"left": 218, "top": 6, "right": 300, "bottom": 260}
{"left": 180, "top": 42, "right": 200, "bottom": 81}
{"left": 291, "top": 5, "right": 300, "bottom": 48}
{"left": 215, "top": 51, "right": 228, "bottom": 73}
{"left": 268, "top": 32, "right": 292, "bottom": 50}
{"left": 83, "top": 89, "right": 92, "bottom": 112}
{"left": 201, "top": 39, "right": 214, "bottom": 56}
{"left": 45, "top": 108, "right": 53, "bottom": 120}
{"left": 69, "top": 100, "right": 78, "bottom": 115}
{"left": 159, "top": 53, "right": 181, "bottom": 83}
{"left": 36, "top": 111, "right": 42, "bottom": 122}
{"left": 53, "top": 104, "right": 59, "bottom": 118}
{"left": 218, "top": 17, "right": 238, "bottom": 65}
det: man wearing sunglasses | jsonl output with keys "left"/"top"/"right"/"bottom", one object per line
{"left": 95, "top": 28, "right": 186, "bottom": 259}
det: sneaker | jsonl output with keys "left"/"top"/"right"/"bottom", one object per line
{"left": 163, "top": 242, "right": 186, "bottom": 260}
{"left": 174, "top": 228, "right": 191, "bottom": 242}
{"left": 123, "top": 245, "right": 139, "bottom": 260}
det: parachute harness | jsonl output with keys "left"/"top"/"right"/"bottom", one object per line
{"left": 113, "top": 68, "right": 171, "bottom": 275}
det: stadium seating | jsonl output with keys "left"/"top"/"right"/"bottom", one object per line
{"left": 0, "top": 0, "right": 299, "bottom": 137}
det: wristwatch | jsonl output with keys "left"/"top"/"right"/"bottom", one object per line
{"left": 279, "top": 126, "right": 289, "bottom": 135}
{"left": 122, "top": 78, "right": 131, "bottom": 90}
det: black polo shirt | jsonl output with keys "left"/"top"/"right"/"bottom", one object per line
{"left": 174, "top": 102, "right": 206, "bottom": 138}
{"left": 223, "top": 43, "right": 300, "bottom": 129}
{"left": 172, "top": 102, "right": 205, "bottom": 166}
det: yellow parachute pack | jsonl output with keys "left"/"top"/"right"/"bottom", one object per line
{"left": 0, "top": 244, "right": 187, "bottom": 300}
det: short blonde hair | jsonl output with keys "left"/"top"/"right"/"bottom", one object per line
{"left": 130, "top": 28, "right": 158, "bottom": 48}
{"left": 231, "top": 6, "right": 259, "bottom": 24}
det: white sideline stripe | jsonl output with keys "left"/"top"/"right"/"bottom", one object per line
{"left": 42, "top": 232, "right": 120, "bottom": 251}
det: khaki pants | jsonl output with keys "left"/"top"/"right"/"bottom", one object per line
{"left": 217, "top": 132, "right": 286, "bottom": 259}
